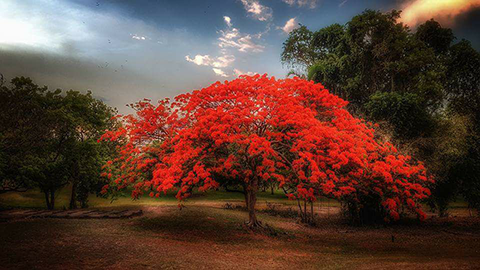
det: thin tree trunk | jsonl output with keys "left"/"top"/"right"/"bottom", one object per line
{"left": 44, "top": 191, "right": 52, "bottom": 210}
{"left": 69, "top": 181, "right": 77, "bottom": 209}
{"left": 303, "top": 199, "right": 307, "bottom": 221}
{"left": 50, "top": 190, "right": 55, "bottom": 210}
{"left": 310, "top": 201, "right": 314, "bottom": 224}
{"left": 297, "top": 199, "right": 305, "bottom": 221}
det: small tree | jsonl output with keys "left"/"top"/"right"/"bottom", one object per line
{"left": 100, "top": 75, "right": 432, "bottom": 226}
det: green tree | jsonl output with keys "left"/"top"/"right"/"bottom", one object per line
{"left": 415, "top": 19, "right": 455, "bottom": 55}
{"left": 0, "top": 76, "right": 52, "bottom": 194}
{"left": 0, "top": 77, "right": 116, "bottom": 209}
{"left": 61, "top": 90, "right": 117, "bottom": 209}
{"left": 299, "top": 10, "right": 445, "bottom": 112}
{"left": 281, "top": 25, "right": 318, "bottom": 74}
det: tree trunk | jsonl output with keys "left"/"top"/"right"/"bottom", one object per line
{"left": 270, "top": 184, "right": 274, "bottom": 195}
{"left": 69, "top": 181, "right": 77, "bottom": 209}
{"left": 44, "top": 191, "right": 52, "bottom": 210}
{"left": 297, "top": 199, "right": 305, "bottom": 221}
{"left": 244, "top": 178, "right": 261, "bottom": 228}
{"left": 50, "top": 190, "right": 55, "bottom": 210}
{"left": 310, "top": 201, "right": 314, "bottom": 223}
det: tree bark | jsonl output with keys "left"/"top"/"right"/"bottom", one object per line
{"left": 50, "top": 190, "right": 55, "bottom": 210}
{"left": 44, "top": 191, "right": 52, "bottom": 210}
{"left": 244, "top": 177, "right": 261, "bottom": 228}
{"left": 69, "top": 181, "right": 77, "bottom": 209}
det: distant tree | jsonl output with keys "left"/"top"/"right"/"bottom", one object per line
{"left": 446, "top": 40, "right": 480, "bottom": 117}
{"left": 415, "top": 19, "right": 455, "bottom": 55}
{"left": 281, "top": 25, "right": 318, "bottom": 73}
{"left": 306, "top": 10, "right": 444, "bottom": 110}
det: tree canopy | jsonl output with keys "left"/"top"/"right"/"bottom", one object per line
{"left": 281, "top": 9, "right": 480, "bottom": 215}
{"left": 100, "top": 75, "right": 432, "bottom": 226}
{"left": 0, "top": 76, "right": 116, "bottom": 209}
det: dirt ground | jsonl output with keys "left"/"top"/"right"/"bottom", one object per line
{"left": 1, "top": 203, "right": 479, "bottom": 270}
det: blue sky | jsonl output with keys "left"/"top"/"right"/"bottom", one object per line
{"left": 0, "top": 0, "right": 478, "bottom": 113}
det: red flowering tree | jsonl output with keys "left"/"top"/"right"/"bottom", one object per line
{"left": 100, "top": 75, "right": 433, "bottom": 227}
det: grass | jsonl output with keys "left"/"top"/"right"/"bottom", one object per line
{"left": 1, "top": 189, "right": 479, "bottom": 269}
{"left": 0, "top": 186, "right": 340, "bottom": 210}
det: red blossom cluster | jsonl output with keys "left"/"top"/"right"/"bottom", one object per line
{"left": 99, "top": 74, "right": 433, "bottom": 222}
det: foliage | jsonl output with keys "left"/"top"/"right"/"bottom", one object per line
{"left": 283, "top": 9, "right": 480, "bottom": 216}
{"left": 100, "top": 75, "right": 432, "bottom": 226}
{"left": 0, "top": 77, "right": 115, "bottom": 209}
{"left": 415, "top": 19, "right": 454, "bottom": 55}
{"left": 365, "top": 92, "right": 434, "bottom": 139}
{"left": 281, "top": 25, "right": 318, "bottom": 73}
{"left": 303, "top": 10, "right": 445, "bottom": 110}
{"left": 446, "top": 40, "right": 480, "bottom": 117}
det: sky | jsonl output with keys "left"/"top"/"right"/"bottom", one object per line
{"left": 0, "top": 0, "right": 479, "bottom": 113}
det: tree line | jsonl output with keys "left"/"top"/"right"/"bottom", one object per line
{"left": 281, "top": 10, "right": 480, "bottom": 216}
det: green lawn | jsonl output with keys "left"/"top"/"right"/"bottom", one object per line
{"left": 0, "top": 186, "right": 340, "bottom": 210}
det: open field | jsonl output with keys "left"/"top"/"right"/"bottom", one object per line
{"left": 1, "top": 190, "right": 480, "bottom": 269}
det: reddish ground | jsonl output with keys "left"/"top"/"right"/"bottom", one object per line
{"left": 1, "top": 204, "right": 479, "bottom": 269}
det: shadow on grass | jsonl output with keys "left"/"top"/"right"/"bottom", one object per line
{"left": 132, "top": 206, "right": 257, "bottom": 244}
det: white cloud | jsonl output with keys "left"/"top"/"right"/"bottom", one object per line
{"left": 282, "top": 0, "right": 318, "bottom": 9}
{"left": 219, "top": 28, "right": 265, "bottom": 53}
{"left": 185, "top": 55, "right": 213, "bottom": 66}
{"left": 223, "top": 16, "right": 232, "bottom": 27}
{"left": 240, "top": 0, "right": 273, "bottom": 21}
{"left": 280, "top": 18, "right": 298, "bottom": 34}
{"left": 338, "top": 0, "right": 348, "bottom": 7}
{"left": 186, "top": 16, "right": 265, "bottom": 77}
{"left": 185, "top": 54, "right": 235, "bottom": 68}
{"left": 0, "top": 0, "right": 89, "bottom": 51}
{"left": 234, "top": 68, "right": 256, "bottom": 77}
{"left": 131, "top": 34, "right": 147, "bottom": 40}
{"left": 213, "top": 68, "right": 228, "bottom": 77}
